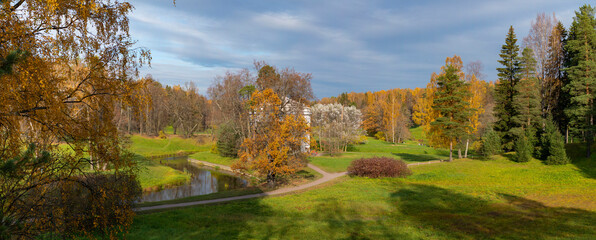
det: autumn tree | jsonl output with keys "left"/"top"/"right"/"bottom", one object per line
{"left": 431, "top": 58, "right": 475, "bottom": 161}
{"left": 413, "top": 73, "right": 443, "bottom": 146}
{"left": 254, "top": 61, "right": 314, "bottom": 105}
{"left": 173, "top": 83, "right": 209, "bottom": 138}
{"left": 139, "top": 77, "right": 170, "bottom": 136}
{"left": 208, "top": 70, "right": 254, "bottom": 156}
{"left": 382, "top": 92, "right": 411, "bottom": 143}
{"left": 362, "top": 92, "right": 385, "bottom": 136}
{"left": 461, "top": 74, "right": 485, "bottom": 157}
{"left": 233, "top": 89, "right": 309, "bottom": 186}
{"left": 565, "top": 4, "right": 596, "bottom": 157}
{"left": 495, "top": 26, "right": 522, "bottom": 151}
{"left": 547, "top": 22, "right": 569, "bottom": 138}
{"left": 1, "top": 0, "right": 147, "bottom": 238}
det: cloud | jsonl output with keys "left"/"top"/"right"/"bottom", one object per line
{"left": 128, "top": 0, "right": 587, "bottom": 98}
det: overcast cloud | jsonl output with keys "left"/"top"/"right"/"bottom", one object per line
{"left": 128, "top": 0, "right": 586, "bottom": 98}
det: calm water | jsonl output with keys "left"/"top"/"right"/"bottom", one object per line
{"left": 141, "top": 156, "right": 248, "bottom": 202}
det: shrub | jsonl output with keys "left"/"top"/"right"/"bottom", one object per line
{"left": 374, "top": 131, "right": 386, "bottom": 141}
{"left": 47, "top": 173, "right": 142, "bottom": 238}
{"left": 480, "top": 128, "right": 501, "bottom": 158}
{"left": 354, "top": 135, "right": 368, "bottom": 144}
{"left": 347, "top": 157, "right": 411, "bottom": 178}
{"left": 158, "top": 130, "right": 167, "bottom": 139}
{"left": 209, "top": 143, "right": 219, "bottom": 154}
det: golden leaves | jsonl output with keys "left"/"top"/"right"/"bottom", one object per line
{"left": 233, "top": 89, "right": 309, "bottom": 183}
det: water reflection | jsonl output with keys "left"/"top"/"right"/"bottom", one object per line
{"left": 141, "top": 156, "right": 248, "bottom": 202}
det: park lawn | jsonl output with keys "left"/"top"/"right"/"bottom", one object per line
{"left": 310, "top": 137, "right": 449, "bottom": 172}
{"left": 129, "top": 157, "right": 596, "bottom": 239}
{"left": 189, "top": 151, "right": 237, "bottom": 166}
{"left": 128, "top": 135, "right": 212, "bottom": 157}
{"left": 409, "top": 125, "right": 425, "bottom": 142}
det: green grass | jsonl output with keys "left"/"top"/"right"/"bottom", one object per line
{"left": 189, "top": 151, "right": 237, "bottom": 166}
{"left": 129, "top": 135, "right": 211, "bottom": 157}
{"left": 310, "top": 137, "right": 449, "bottom": 172}
{"left": 127, "top": 134, "right": 213, "bottom": 189}
{"left": 129, "top": 157, "right": 596, "bottom": 239}
{"left": 135, "top": 155, "right": 191, "bottom": 191}
{"left": 409, "top": 125, "right": 425, "bottom": 142}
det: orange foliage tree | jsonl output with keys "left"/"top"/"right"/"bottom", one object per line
{"left": 1, "top": 0, "right": 147, "bottom": 238}
{"left": 233, "top": 89, "right": 309, "bottom": 186}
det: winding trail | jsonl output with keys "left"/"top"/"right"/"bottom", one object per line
{"left": 135, "top": 160, "right": 442, "bottom": 212}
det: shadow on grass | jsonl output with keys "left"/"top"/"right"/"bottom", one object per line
{"left": 130, "top": 198, "right": 273, "bottom": 239}
{"left": 391, "top": 184, "right": 596, "bottom": 239}
{"left": 392, "top": 153, "right": 443, "bottom": 162}
{"left": 566, "top": 143, "right": 596, "bottom": 179}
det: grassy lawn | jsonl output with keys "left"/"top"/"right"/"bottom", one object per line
{"left": 189, "top": 151, "right": 237, "bottom": 166}
{"left": 310, "top": 137, "right": 449, "bottom": 172}
{"left": 129, "top": 135, "right": 211, "bottom": 157}
{"left": 129, "top": 157, "right": 596, "bottom": 239}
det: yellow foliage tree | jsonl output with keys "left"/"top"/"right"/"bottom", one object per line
{"left": 233, "top": 89, "right": 309, "bottom": 186}
{"left": 1, "top": 0, "right": 148, "bottom": 238}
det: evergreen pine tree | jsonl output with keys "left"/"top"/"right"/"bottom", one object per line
{"left": 514, "top": 129, "right": 533, "bottom": 162}
{"left": 512, "top": 48, "right": 542, "bottom": 138}
{"left": 542, "top": 119, "right": 570, "bottom": 165}
{"left": 495, "top": 26, "right": 522, "bottom": 151}
{"left": 564, "top": 5, "right": 596, "bottom": 157}
{"left": 431, "top": 63, "right": 475, "bottom": 161}
{"left": 480, "top": 128, "right": 502, "bottom": 158}
{"left": 216, "top": 122, "right": 241, "bottom": 157}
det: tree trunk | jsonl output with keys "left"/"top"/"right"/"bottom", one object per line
{"left": 449, "top": 141, "right": 453, "bottom": 162}
{"left": 458, "top": 148, "right": 462, "bottom": 159}
{"left": 566, "top": 125, "right": 569, "bottom": 144}
{"left": 127, "top": 107, "right": 131, "bottom": 134}
{"left": 267, "top": 172, "right": 276, "bottom": 187}
{"left": 464, "top": 139, "right": 469, "bottom": 158}
{"left": 588, "top": 120, "right": 592, "bottom": 158}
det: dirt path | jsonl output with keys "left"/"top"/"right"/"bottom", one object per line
{"left": 188, "top": 158, "right": 234, "bottom": 172}
{"left": 135, "top": 160, "right": 443, "bottom": 212}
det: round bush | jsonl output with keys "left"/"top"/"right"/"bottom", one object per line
{"left": 347, "top": 157, "right": 411, "bottom": 178}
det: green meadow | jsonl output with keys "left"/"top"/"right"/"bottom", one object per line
{"left": 309, "top": 136, "right": 449, "bottom": 172}
{"left": 127, "top": 131, "right": 595, "bottom": 239}
{"left": 130, "top": 156, "right": 596, "bottom": 239}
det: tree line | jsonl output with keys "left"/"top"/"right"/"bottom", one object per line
{"left": 115, "top": 77, "right": 210, "bottom": 138}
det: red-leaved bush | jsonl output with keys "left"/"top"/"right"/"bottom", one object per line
{"left": 347, "top": 157, "right": 411, "bottom": 178}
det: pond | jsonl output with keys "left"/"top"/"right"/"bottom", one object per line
{"left": 141, "top": 156, "right": 248, "bottom": 202}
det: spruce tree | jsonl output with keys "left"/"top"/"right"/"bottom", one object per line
{"left": 564, "top": 5, "right": 596, "bottom": 157}
{"left": 512, "top": 48, "right": 542, "bottom": 138}
{"left": 541, "top": 119, "right": 570, "bottom": 165}
{"left": 480, "top": 128, "right": 502, "bottom": 158}
{"left": 495, "top": 26, "right": 522, "bottom": 151}
{"left": 514, "top": 129, "right": 533, "bottom": 162}
{"left": 431, "top": 64, "right": 475, "bottom": 161}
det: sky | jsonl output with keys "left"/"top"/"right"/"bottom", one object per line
{"left": 128, "top": 0, "right": 586, "bottom": 98}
